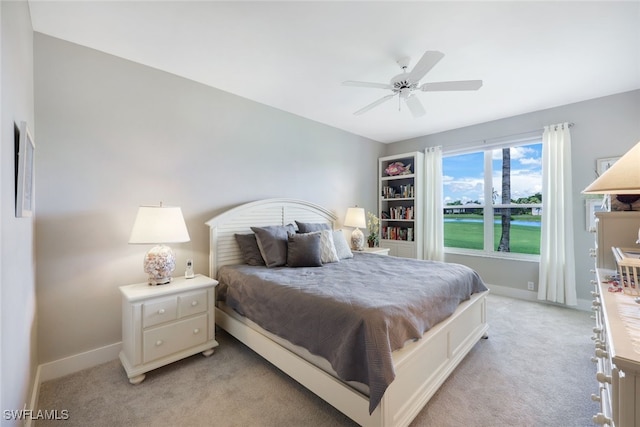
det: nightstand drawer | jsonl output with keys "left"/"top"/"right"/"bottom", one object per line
{"left": 142, "top": 296, "right": 178, "bottom": 328}
{"left": 142, "top": 314, "right": 208, "bottom": 363}
{"left": 178, "top": 289, "right": 208, "bottom": 318}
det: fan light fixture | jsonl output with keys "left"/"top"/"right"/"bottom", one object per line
{"left": 344, "top": 207, "right": 367, "bottom": 251}
{"left": 129, "top": 203, "right": 191, "bottom": 285}
{"left": 342, "top": 50, "right": 483, "bottom": 118}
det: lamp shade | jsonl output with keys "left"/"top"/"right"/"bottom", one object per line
{"left": 344, "top": 207, "right": 367, "bottom": 229}
{"left": 583, "top": 141, "right": 640, "bottom": 195}
{"left": 129, "top": 205, "right": 190, "bottom": 244}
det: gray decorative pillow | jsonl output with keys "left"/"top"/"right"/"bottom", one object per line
{"left": 319, "top": 229, "right": 339, "bottom": 263}
{"left": 332, "top": 230, "right": 353, "bottom": 259}
{"left": 295, "top": 221, "right": 331, "bottom": 233}
{"left": 287, "top": 232, "right": 322, "bottom": 267}
{"left": 234, "top": 233, "right": 265, "bottom": 266}
{"left": 251, "top": 224, "right": 296, "bottom": 268}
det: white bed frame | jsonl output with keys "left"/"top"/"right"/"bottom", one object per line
{"left": 206, "top": 198, "right": 489, "bottom": 427}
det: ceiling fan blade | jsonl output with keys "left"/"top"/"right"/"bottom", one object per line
{"left": 407, "top": 51, "right": 445, "bottom": 83}
{"left": 342, "top": 81, "right": 392, "bottom": 90}
{"left": 404, "top": 95, "right": 426, "bottom": 118}
{"left": 420, "top": 80, "right": 483, "bottom": 92}
{"left": 354, "top": 94, "right": 395, "bottom": 115}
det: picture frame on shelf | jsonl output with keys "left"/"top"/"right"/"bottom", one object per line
{"left": 16, "top": 121, "right": 35, "bottom": 218}
{"left": 585, "top": 198, "right": 607, "bottom": 231}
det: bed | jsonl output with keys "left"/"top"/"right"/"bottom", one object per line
{"left": 206, "top": 198, "right": 489, "bottom": 427}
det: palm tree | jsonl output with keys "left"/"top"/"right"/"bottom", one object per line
{"left": 498, "top": 148, "right": 511, "bottom": 252}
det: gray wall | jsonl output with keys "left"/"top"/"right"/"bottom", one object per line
{"left": 30, "top": 31, "right": 640, "bottom": 368}
{"left": 1, "top": 0, "right": 37, "bottom": 418}
{"left": 34, "top": 34, "right": 385, "bottom": 363}
{"left": 385, "top": 90, "right": 640, "bottom": 303}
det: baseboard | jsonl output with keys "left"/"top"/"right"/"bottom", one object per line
{"left": 39, "top": 341, "right": 122, "bottom": 383}
{"left": 24, "top": 365, "right": 42, "bottom": 427}
{"left": 488, "top": 283, "right": 591, "bottom": 311}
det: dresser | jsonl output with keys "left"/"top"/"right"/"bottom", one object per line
{"left": 119, "top": 274, "right": 218, "bottom": 384}
{"left": 591, "top": 212, "right": 640, "bottom": 426}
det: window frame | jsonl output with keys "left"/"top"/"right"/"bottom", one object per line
{"left": 442, "top": 137, "right": 543, "bottom": 261}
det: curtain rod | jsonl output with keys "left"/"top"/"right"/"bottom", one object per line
{"left": 441, "top": 122, "right": 574, "bottom": 154}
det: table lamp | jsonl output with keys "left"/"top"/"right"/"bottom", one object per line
{"left": 129, "top": 203, "right": 191, "bottom": 285}
{"left": 344, "top": 207, "right": 367, "bottom": 251}
{"left": 583, "top": 141, "right": 640, "bottom": 244}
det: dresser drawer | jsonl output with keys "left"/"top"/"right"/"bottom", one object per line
{"left": 178, "top": 289, "right": 208, "bottom": 318}
{"left": 142, "top": 296, "right": 178, "bottom": 328}
{"left": 142, "top": 314, "right": 208, "bottom": 363}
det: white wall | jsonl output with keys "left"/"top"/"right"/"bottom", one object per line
{"left": 34, "top": 34, "right": 384, "bottom": 364}
{"left": 1, "top": 0, "right": 37, "bottom": 422}
{"left": 385, "top": 90, "right": 640, "bottom": 303}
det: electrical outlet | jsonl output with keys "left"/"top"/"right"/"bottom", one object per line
{"left": 527, "top": 281, "right": 535, "bottom": 291}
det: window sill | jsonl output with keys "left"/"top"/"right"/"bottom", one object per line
{"left": 444, "top": 248, "right": 540, "bottom": 263}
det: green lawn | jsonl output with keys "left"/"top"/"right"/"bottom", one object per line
{"left": 444, "top": 215, "right": 541, "bottom": 255}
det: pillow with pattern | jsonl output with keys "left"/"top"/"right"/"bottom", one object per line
{"left": 318, "top": 229, "right": 339, "bottom": 263}
{"left": 332, "top": 230, "right": 353, "bottom": 259}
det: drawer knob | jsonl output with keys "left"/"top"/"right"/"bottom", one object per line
{"left": 591, "top": 393, "right": 601, "bottom": 402}
{"left": 193, "top": 328, "right": 200, "bottom": 334}
{"left": 158, "top": 309, "right": 165, "bottom": 315}
{"left": 191, "top": 301, "right": 198, "bottom": 307}
{"left": 596, "top": 372, "right": 611, "bottom": 384}
{"left": 155, "top": 340, "right": 163, "bottom": 346}
{"left": 593, "top": 327, "right": 602, "bottom": 334}
{"left": 595, "top": 349, "right": 608, "bottom": 358}
{"left": 592, "top": 413, "right": 612, "bottom": 425}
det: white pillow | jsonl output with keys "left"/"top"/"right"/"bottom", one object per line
{"left": 319, "top": 229, "right": 339, "bottom": 263}
{"left": 332, "top": 230, "right": 353, "bottom": 259}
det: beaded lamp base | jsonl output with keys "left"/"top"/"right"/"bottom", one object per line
{"left": 144, "top": 245, "right": 176, "bottom": 285}
{"left": 350, "top": 228, "right": 365, "bottom": 251}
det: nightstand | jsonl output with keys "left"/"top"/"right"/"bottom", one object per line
{"left": 362, "top": 247, "right": 390, "bottom": 255}
{"left": 119, "top": 274, "right": 218, "bottom": 384}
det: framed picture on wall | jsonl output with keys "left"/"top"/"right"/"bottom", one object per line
{"left": 596, "top": 156, "right": 620, "bottom": 176}
{"left": 16, "top": 121, "right": 35, "bottom": 218}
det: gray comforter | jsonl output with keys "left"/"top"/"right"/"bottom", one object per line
{"left": 218, "top": 252, "right": 488, "bottom": 414}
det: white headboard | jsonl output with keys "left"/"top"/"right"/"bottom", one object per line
{"left": 205, "top": 198, "right": 337, "bottom": 278}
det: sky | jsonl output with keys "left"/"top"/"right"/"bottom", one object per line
{"left": 442, "top": 142, "right": 543, "bottom": 205}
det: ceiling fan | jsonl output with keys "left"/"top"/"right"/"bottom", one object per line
{"left": 343, "top": 51, "right": 482, "bottom": 118}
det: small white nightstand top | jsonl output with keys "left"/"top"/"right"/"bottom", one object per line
{"left": 120, "top": 274, "right": 217, "bottom": 302}
{"left": 361, "top": 247, "right": 390, "bottom": 255}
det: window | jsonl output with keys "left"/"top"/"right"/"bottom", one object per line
{"left": 443, "top": 140, "right": 542, "bottom": 256}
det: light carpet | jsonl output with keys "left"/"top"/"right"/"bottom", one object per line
{"left": 36, "top": 295, "right": 599, "bottom": 426}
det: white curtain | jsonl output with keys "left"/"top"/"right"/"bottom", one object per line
{"left": 538, "top": 123, "right": 577, "bottom": 305}
{"left": 424, "top": 146, "right": 444, "bottom": 261}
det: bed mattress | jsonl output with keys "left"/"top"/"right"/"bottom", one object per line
{"left": 217, "top": 252, "right": 488, "bottom": 413}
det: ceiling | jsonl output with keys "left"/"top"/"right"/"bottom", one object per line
{"left": 28, "top": 1, "right": 640, "bottom": 144}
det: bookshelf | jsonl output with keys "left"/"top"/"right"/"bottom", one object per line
{"left": 378, "top": 152, "right": 424, "bottom": 259}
